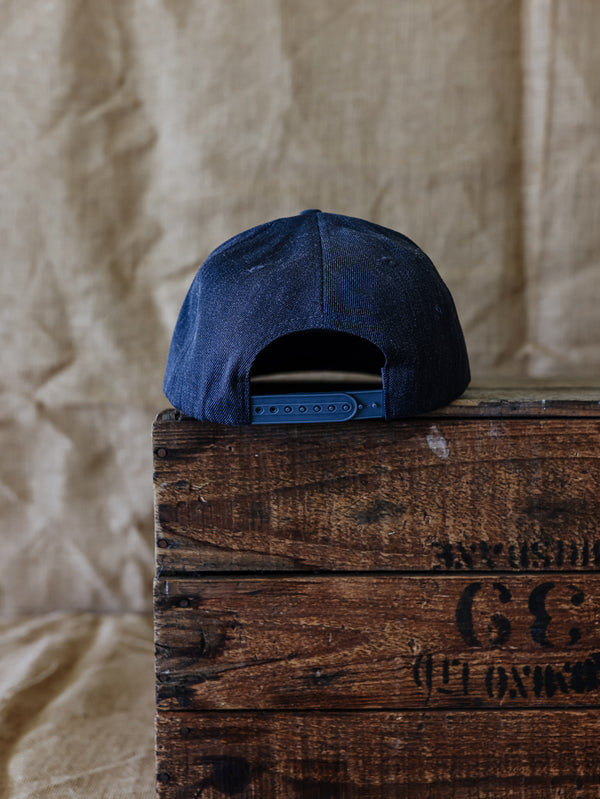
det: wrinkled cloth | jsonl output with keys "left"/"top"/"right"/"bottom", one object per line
{"left": 0, "top": 613, "right": 154, "bottom": 798}
{"left": 2, "top": 0, "right": 600, "bottom": 617}
{"left": 1, "top": 3, "right": 600, "bottom": 795}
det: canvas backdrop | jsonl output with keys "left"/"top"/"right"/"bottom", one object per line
{"left": 2, "top": 0, "right": 599, "bottom": 619}
{"left": 2, "top": 2, "right": 600, "bottom": 795}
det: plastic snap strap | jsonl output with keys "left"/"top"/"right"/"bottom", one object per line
{"left": 250, "top": 390, "right": 384, "bottom": 424}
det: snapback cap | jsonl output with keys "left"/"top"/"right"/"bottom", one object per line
{"left": 164, "top": 210, "right": 470, "bottom": 425}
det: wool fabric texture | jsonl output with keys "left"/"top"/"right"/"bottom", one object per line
{"left": 164, "top": 210, "right": 470, "bottom": 424}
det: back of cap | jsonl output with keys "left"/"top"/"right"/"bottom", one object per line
{"left": 163, "top": 210, "right": 470, "bottom": 424}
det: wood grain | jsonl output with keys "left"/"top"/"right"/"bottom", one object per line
{"left": 154, "top": 417, "right": 600, "bottom": 573}
{"left": 438, "top": 383, "right": 600, "bottom": 417}
{"left": 155, "top": 575, "right": 600, "bottom": 711}
{"left": 156, "top": 383, "right": 600, "bottom": 422}
{"left": 156, "top": 710, "right": 600, "bottom": 798}
{"left": 154, "top": 390, "right": 600, "bottom": 797}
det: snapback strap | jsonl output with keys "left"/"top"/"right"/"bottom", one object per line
{"left": 250, "top": 389, "right": 384, "bottom": 424}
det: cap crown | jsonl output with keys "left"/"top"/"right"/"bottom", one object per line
{"left": 164, "top": 210, "right": 470, "bottom": 424}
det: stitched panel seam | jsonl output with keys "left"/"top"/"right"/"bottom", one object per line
{"left": 315, "top": 211, "right": 325, "bottom": 318}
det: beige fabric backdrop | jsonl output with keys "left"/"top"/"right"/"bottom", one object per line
{"left": 1, "top": 3, "right": 599, "bottom": 795}
{"left": 2, "top": 0, "right": 600, "bottom": 616}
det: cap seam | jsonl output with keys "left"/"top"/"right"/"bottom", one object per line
{"left": 315, "top": 211, "right": 325, "bottom": 318}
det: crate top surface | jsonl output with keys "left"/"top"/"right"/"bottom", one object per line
{"left": 155, "top": 382, "right": 600, "bottom": 424}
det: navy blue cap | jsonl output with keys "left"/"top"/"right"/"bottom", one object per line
{"left": 164, "top": 210, "right": 470, "bottom": 424}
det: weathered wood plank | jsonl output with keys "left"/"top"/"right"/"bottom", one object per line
{"left": 155, "top": 709, "right": 600, "bottom": 798}
{"left": 156, "top": 384, "right": 600, "bottom": 422}
{"left": 154, "top": 417, "right": 600, "bottom": 573}
{"left": 154, "top": 392, "right": 600, "bottom": 796}
{"left": 440, "top": 383, "right": 600, "bottom": 417}
{"left": 155, "top": 575, "right": 600, "bottom": 711}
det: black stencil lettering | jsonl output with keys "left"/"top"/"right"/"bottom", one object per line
{"left": 570, "top": 586, "right": 585, "bottom": 606}
{"left": 487, "top": 583, "right": 512, "bottom": 647}
{"left": 564, "top": 653, "right": 600, "bottom": 694}
{"left": 442, "top": 659, "right": 450, "bottom": 683}
{"left": 582, "top": 540, "right": 590, "bottom": 567}
{"left": 456, "top": 542, "right": 473, "bottom": 569}
{"left": 496, "top": 666, "right": 508, "bottom": 700}
{"left": 414, "top": 655, "right": 470, "bottom": 698}
{"left": 437, "top": 658, "right": 453, "bottom": 694}
{"left": 425, "top": 654, "right": 433, "bottom": 698}
{"left": 570, "top": 543, "right": 578, "bottom": 567}
{"left": 555, "top": 669, "right": 569, "bottom": 695}
{"left": 493, "top": 583, "right": 511, "bottom": 604}
{"left": 479, "top": 541, "right": 494, "bottom": 568}
{"left": 456, "top": 582, "right": 513, "bottom": 648}
{"left": 532, "top": 665, "right": 544, "bottom": 697}
{"left": 529, "top": 582, "right": 554, "bottom": 648}
{"left": 412, "top": 654, "right": 423, "bottom": 688}
{"left": 434, "top": 542, "right": 454, "bottom": 570}
{"left": 582, "top": 654, "right": 600, "bottom": 692}
{"left": 456, "top": 582, "right": 483, "bottom": 647}
{"left": 568, "top": 583, "right": 585, "bottom": 645}
{"left": 569, "top": 627, "right": 582, "bottom": 645}
{"left": 568, "top": 660, "right": 585, "bottom": 693}
{"left": 485, "top": 666, "right": 494, "bottom": 698}
{"left": 531, "top": 541, "right": 552, "bottom": 570}
{"left": 462, "top": 662, "right": 470, "bottom": 695}
{"left": 511, "top": 666, "right": 528, "bottom": 698}
{"left": 489, "top": 612, "right": 511, "bottom": 647}
{"left": 544, "top": 665, "right": 557, "bottom": 698}
{"left": 412, "top": 654, "right": 434, "bottom": 698}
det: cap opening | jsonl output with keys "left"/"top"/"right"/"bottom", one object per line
{"left": 250, "top": 330, "right": 384, "bottom": 393}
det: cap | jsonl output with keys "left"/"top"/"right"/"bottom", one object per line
{"left": 164, "top": 210, "right": 470, "bottom": 424}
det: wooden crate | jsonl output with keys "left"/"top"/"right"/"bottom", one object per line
{"left": 153, "top": 387, "right": 600, "bottom": 798}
